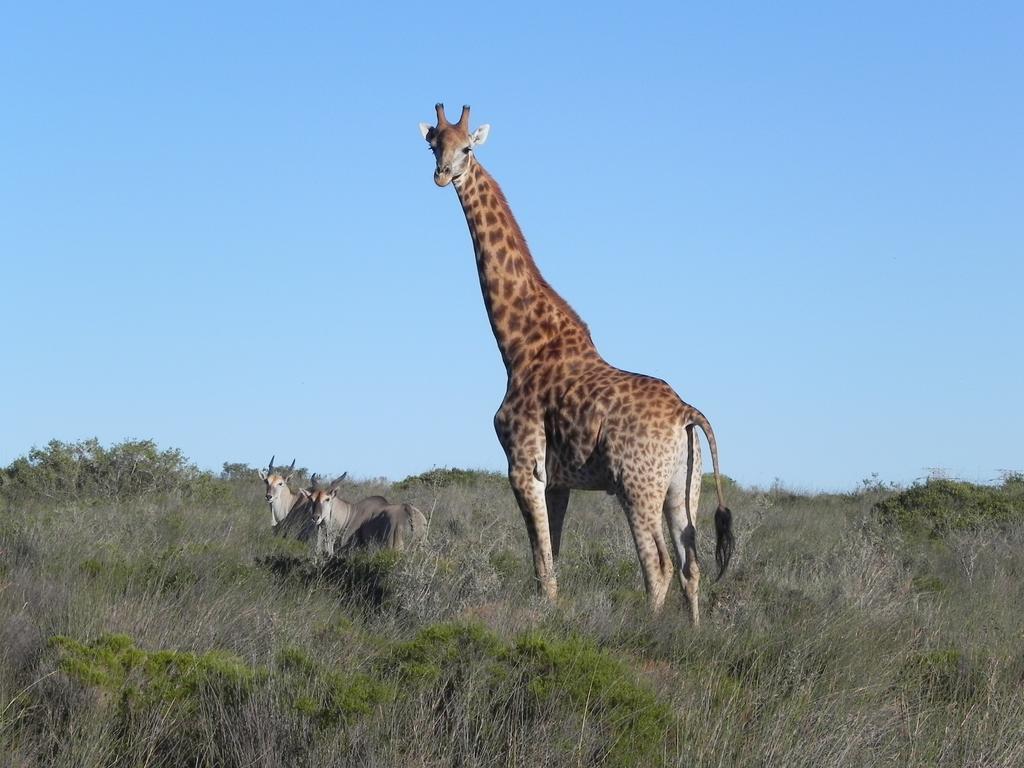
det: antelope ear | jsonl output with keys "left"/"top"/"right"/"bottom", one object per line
{"left": 299, "top": 489, "right": 311, "bottom": 498}
{"left": 470, "top": 124, "right": 490, "bottom": 147}
{"left": 330, "top": 487, "right": 340, "bottom": 497}
{"left": 257, "top": 470, "right": 267, "bottom": 481}
{"left": 419, "top": 123, "right": 435, "bottom": 141}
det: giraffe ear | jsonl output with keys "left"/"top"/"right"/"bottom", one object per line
{"left": 470, "top": 124, "right": 490, "bottom": 147}
{"left": 419, "top": 123, "right": 435, "bottom": 141}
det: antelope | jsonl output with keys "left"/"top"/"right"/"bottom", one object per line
{"left": 257, "top": 456, "right": 321, "bottom": 540}
{"left": 303, "top": 477, "right": 426, "bottom": 559}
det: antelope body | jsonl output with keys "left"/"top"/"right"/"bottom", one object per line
{"left": 305, "top": 481, "right": 427, "bottom": 558}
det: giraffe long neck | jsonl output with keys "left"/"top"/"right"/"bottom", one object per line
{"left": 454, "top": 160, "right": 594, "bottom": 374}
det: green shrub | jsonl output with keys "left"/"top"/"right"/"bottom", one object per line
{"left": 49, "top": 633, "right": 265, "bottom": 710}
{"left": 275, "top": 646, "right": 394, "bottom": 728}
{"left": 394, "top": 466, "right": 505, "bottom": 490}
{"left": 386, "top": 623, "right": 675, "bottom": 767}
{"left": 509, "top": 632, "right": 676, "bottom": 767}
{"left": 874, "top": 478, "right": 1024, "bottom": 537}
{"left": 388, "top": 622, "right": 506, "bottom": 684}
{"left": 0, "top": 438, "right": 219, "bottom": 504}
{"left": 701, "top": 472, "right": 738, "bottom": 496}
{"left": 220, "top": 461, "right": 261, "bottom": 482}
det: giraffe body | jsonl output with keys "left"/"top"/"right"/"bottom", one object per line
{"left": 421, "top": 105, "right": 733, "bottom": 621}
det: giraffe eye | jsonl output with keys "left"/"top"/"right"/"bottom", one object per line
{"left": 463, "top": 147, "right": 472, "bottom": 154}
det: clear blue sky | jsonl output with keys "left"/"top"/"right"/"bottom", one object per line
{"left": 2, "top": 3, "right": 1021, "bottom": 490}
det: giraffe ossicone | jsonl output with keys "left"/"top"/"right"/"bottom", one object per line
{"left": 421, "top": 103, "right": 734, "bottom": 622}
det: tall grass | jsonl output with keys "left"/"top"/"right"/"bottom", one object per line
{"left": 1, "top": 454, "right": 1023, "bottom": 767}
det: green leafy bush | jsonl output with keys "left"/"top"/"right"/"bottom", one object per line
{"left": 1, "top": 438, "right": 209, "bottom": 504}
{"left": 394, "top": 466, "right": 504, "bottom": 490}
{"left": 701, "top": 472, "right": 738, "bottom": 496}
{"left": 49, "top": 633, "right": 265, "bottom": 710}
{"left": 386, "top": 622, "right": 676, "bottom": 768}
{"left": 509, "top": 631, "right": 676, "bottom": 767}
{"left": 275, "top": 646, "right": 394, "bottom": 728}
{"left": 874, "top": 478, "right": 1024, "bottom": 536}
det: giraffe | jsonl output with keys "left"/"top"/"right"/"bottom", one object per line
{"left": 419, "top": 103, "right": 734, "bottom": 622}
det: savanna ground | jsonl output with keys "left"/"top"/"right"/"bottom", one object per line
{"left": 1, "top": 439, "right": 1023, "bottom": 767}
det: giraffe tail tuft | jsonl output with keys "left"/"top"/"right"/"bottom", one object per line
{"left": 714, "top": 504, "right": 734, "bottom": 579}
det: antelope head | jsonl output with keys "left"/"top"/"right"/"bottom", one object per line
{"left": 302, "top": 472, "right": 348, "bottom": 526}
{"left": 258, "top": 456, "right": 296, "bottom": 522}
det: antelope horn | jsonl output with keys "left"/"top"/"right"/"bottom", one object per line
{"left": 434, "top": 102, "right": 449, "bottom": 127}
{"left": 287, "top": 458, "right": 296, "bottom": 474}
{"left": 330, "top": 471, "right": 349, "bottom": 489}
{"left": 456, "top": 104, "right": 470, "bottom": 130}
{"left": 310, "top": 472, "right": 320, "bottom": 488}
{"left": 267, "top": 455, "right": 275, "bottom": 473}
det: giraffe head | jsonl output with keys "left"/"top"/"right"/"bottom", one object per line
{"left": 419, "top": 103, "right": 490, "bottom": 187}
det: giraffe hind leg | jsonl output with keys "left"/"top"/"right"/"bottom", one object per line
{"left": 664, "top": 426, "right": 703, "bottom": 625}
{"left": 618, "top": 484, "right": 674, "bottom": 613}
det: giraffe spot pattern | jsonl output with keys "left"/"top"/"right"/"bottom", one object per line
{"left": 438, "top": 148, "right": 730, "bottom": 621}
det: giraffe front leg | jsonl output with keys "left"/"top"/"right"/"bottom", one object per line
{"left": 495, "top": 407, "right": 558, "bottom": 601}
{"left": 508, "top": 462, "right": 558, "bottom": 602}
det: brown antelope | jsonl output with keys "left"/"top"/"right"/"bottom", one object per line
{"left": 302, "top": 476, "right": 426, "bottom": 559}
{"left": 257, "top": 456, "right": 322, "bottom": 540}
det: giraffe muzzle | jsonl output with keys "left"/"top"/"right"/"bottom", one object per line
{"left": 434, "top": 165, "right": 452, "bottom": 186}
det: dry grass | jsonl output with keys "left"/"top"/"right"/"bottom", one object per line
{"left": 2, "top": 470, "right": 1023, "bottom": 767}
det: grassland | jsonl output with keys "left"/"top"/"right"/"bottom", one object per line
{"left": 1, "top": 444, "right": 1023, "bottom": 767}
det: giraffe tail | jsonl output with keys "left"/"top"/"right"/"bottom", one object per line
{"left": 689, "top": 408, "right": 735, "bottom": 579}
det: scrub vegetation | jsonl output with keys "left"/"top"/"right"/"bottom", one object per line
{"left": 2, "top": 439, "right": 1023, "bottom": 766}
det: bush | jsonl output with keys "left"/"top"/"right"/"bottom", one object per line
{"left": 49, "top": 633, "right": 264, "bottom": 707}
{"left": 39, "top": 633, "right": 393, "bottom": 765}
{"left": 874, "top": 478, "right": 1024, "bottom": 537}
{"left": 394, "top": 466, "right": 505, "bottom": 490}
{"left": 274, "top": 646, "right": 395, "bottom": 728}
{"left": 386, "top": 622, "right": 676, "bottom": 768}
{"left": 508, "top": 631, "right": 676, "bottom": 767}
{"left": 220, "top": 462, "right": 261, "bottom": 482}
{"left": 701, "top": 472, "right": 738, "bottom": 497}
{"left": 1, "top": 438, "right": 207, "bottom": 504}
